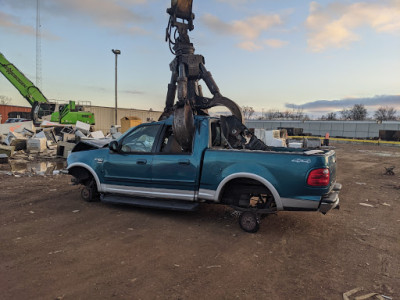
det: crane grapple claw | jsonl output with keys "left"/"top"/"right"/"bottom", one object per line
{"left": 173, "top": 102, "right": 195, "bottom": 152}
{"left": 162, "top": 0, "right": 243, "bottom": 149}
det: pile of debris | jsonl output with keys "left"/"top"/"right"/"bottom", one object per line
{"left": 0, "top": 120, "right": 121, "bottom": 166}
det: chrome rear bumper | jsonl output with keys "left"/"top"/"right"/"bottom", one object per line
{"left": 319, "top": 183, "right": 341, "bottom": 214}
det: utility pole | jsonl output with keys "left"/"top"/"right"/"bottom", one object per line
{"left": 112, "top": 49, "right": 121, "bottom": 125}
{"left": 36, "top": 0, "right": 42, "bottom": 88}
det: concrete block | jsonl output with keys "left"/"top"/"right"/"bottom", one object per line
{"left": 0, "top": 121, "right": 35, "bottom": 135}
{"left": 57, "top": 141, "right": 76, "bottom": 158}
{"left": 63, "top": 133, "right": 76, "bottom": 142}
{"left": 27, "top": 138, "right": 47, "bottom": 152}
{"left": 5, "top": 132, "right": 25, "bottom": 146}
{"left": 304, "top": 138, "right": 321, "bottom": 148}
{"left": 10, "top": 139, "right": 27, "bottom": 151}
{"left": 36, "top": 131, "right": 46, "bottom": 139}
{"left": 0, "top": 145, "right": 15, "bottom": 157}
{"left": 0, "top": 153, "right": 9, "bottom": 164}
{"left": 76, "top": 121, "right": 91, "bottom": 135}
{"left": 288, "top": 142, "right": 302, "bottom": 148}
{"left": 90, "top": 131, "right": 105, "bottom": 139}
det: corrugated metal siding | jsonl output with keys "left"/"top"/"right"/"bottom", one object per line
{"left": 245, "top": 120, "right": 400, "bottom": 139}
{"left": 0, "top": 105, "right": 31, "bottom": 123}
{"left": 83, "top": 105, "right": 162, "bottom": 134}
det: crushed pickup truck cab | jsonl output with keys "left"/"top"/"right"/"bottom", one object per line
{"left": 67, "top": 116, "right": 341, "bottom": 232}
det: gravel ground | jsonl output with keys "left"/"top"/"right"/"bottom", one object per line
{"left": 0, "top": 143, "right": 399, "bottom": 299}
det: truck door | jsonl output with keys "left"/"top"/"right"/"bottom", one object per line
{"left": 151, "top": 125, "right": 199, "bottom": 201}
{"left": 102, "top": 124, "right": 161, "bottom": 196}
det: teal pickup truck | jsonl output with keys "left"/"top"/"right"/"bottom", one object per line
{"left": 67, "top": 116, "right": 341, "bottom": 232}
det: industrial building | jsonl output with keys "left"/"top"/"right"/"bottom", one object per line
{"left": 245, "top": 120, "right": 400, "bottom": 140}
{"left": 82, "top": 105, "right": 162, "bottom": 133}
{"left": 0, "top": 105, "right": 31, "bottom": 123}
{"left": 0, "top": 104, "right": 162, "bottom": 133}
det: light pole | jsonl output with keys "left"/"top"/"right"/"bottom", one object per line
{"left": 112, "top": 49, "right": 121, "bottom": 126}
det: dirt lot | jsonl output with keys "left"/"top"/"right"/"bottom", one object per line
{"left": 0, "top": 143, "right": 399, "bottom": 299}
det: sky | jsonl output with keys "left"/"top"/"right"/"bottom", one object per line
{"left": 0, "top": 0, "right": 399, "bottom": 119}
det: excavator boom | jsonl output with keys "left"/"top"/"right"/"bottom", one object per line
{"left": 0, "top": 52, "right": 94, "bottom": 125}
{"left": 0, "top": 52, "right": 49, "bottom": 106}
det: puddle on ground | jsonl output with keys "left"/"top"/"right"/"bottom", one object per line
{"left": 3, "top": 160, "right": 67, "bottom": 176}
{"left": 357, "top": 150, "right": 400, "bottom": 157}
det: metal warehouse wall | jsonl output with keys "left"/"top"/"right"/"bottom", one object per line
{"left": 0, "top": 105, "right": 31, "bottom": 123}
{"left": 84, "top": 105, "right": 162, "bottom": 133}
{"left": 245, "top": 120, "right": 400, "bottom": 139}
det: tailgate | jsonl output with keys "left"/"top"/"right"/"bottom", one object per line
{"left": 326, "top": 150, "right": 337, "bottom": 189}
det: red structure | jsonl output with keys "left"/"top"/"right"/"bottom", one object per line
{"left": 0, "top": 105, "right": 31, "bottom": 123}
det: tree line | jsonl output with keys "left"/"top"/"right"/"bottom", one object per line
{"left": 320, "top": 104, "right": 398, "bottom": 121}
{"left": 243, "top": 104, "right": 399, "bottom": 121}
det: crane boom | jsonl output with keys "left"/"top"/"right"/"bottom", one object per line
{"left": 0, "top": 52, "right": 95, "bottom": 125}
{"left": 0, "top": 52, "right": 48, "bottom": 106}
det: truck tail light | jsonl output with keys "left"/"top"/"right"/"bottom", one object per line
{"left": 307, "top": 168, "right": 330, "bottom": 186}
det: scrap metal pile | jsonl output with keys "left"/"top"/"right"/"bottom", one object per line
{"left": 159, "top": 0, "right": 268, "bottom": 152}
{"left": 0, "top": 120, "right": 120, "bottom": 175}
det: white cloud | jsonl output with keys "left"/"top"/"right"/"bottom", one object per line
{"left": 202, "top": 13, "right": 284, "bottom": 51}
{"left": 0, "top": 11, "right": 59, "bottom": 40}
{"left": 264, "top": 39, "right": 288, "bottom": 48}
{"left": 2, "top": 0, "right": 151, "bottom": 36}
{"left": 237, "top": 41, "right": 263, "bottom": 51}
{"left": 306, "top": 0, "right": 400, "bottom": 52}
{"left": 215, "top": 0, "right": 255, "bottom": 6}
{"left": 0, "top": 12, "right": 35, "bottom": 36}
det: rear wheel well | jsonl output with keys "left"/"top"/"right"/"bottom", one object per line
{"left": 219, "top": 178, "right": 275, "bottom": 209}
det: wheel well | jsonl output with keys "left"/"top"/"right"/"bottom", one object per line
{"left": 219, "top": 178, "right": 275, "bottom": 208}
{"left": 68, "top": 166, "right": 95, "bottom": 186}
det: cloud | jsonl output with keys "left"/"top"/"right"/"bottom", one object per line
{"left": 285, "top": 95, "right": 400, "bottom": 112}
{"left": 237, "top": 41, "right": 262, "bottom": 51}
{"left": 122, "top": 90, "right": 144, "bottom": 95}
{"left": 306, "top": 1, "right": 400, "bottom": 52}
{"left": 0, "top": 12, "right": 35, "bottom": 36}
{"left": 264, "top": 39, "right": 288, "bottom": 48}
{"left": 2, "top": 0, "right": 151, "bottom": 36}
{"left": 201, "top": 13, "right": 285, "bottom": 51}
{"left": 215, "top": 0, "right": 254, "bottom": 5}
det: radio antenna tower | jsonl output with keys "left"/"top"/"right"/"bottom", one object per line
{"left": 36, "top": 0, "right": 42, "bottom": 88}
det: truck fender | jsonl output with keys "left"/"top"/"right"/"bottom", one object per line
{"left": 67, "top": 162, "right": 103, "bottom": 193}
{"left": 215, "top": 172, "right": 283, "bottom": 210}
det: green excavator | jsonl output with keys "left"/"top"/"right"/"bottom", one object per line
{"left": 0, "top": 52, "right": 95, "bottom": 125}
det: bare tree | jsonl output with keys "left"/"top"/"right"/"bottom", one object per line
{"left": 339, "top": 108, "right": 352, "bottom": 120}
{"left": 374, "top": 106, "right": 397, "bottom": 121}
{"left": 242, "top": 106, "right": 255, "bottom": 120}
{"left": 320, "top": 112, "right": 337, "bottom": 120}
{"left": 0, "top": 95, "right": 12, "bottom": 105}
{"left": 351, "top": 104, "right": 367, "bottom": 120}
{"left": 326, "top": 112, "right": 337, "bottom": 120}
{"left": 265, "top": 109, "right": 281, "bottom": 120}
{"left": 340, "top": 105, "right": 367, "bottom": 120}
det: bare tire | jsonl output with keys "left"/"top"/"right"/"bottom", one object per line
{"left": 239, "top": 211, "right": 260, "bottom": 233}
{"left": 81, "top": 179, "right": 98, "bottom": 202}
{"left": 81, "top": 186, "right": 94, "bottom": 202}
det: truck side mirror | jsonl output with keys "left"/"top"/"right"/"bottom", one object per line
{"left": 109, "top": 141, "right": 119, "bottom": 152}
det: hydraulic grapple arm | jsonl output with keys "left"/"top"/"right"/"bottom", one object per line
{"left": 159, "top": 0, "right": 243, "bottom": 151}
